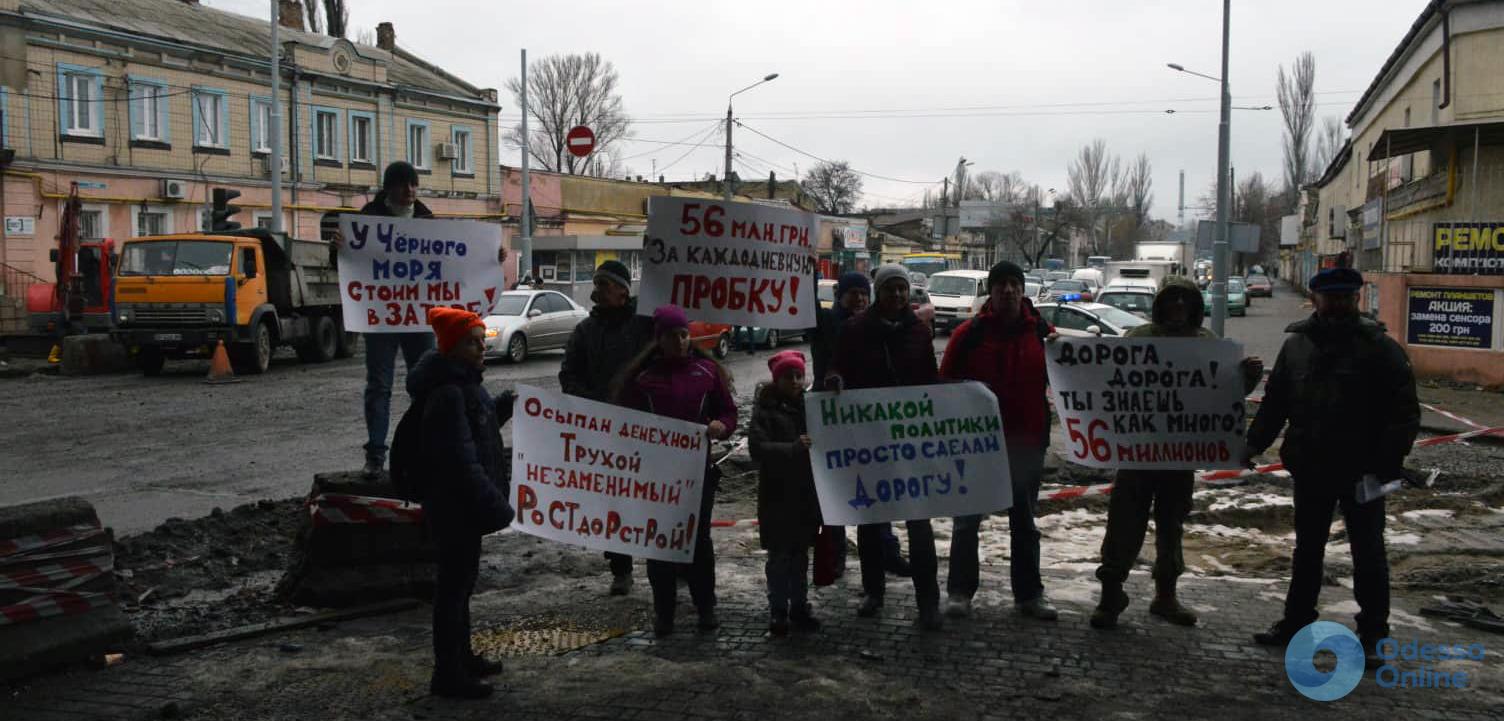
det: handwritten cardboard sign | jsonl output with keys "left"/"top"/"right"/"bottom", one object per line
{"left": 805, "top": 382, "right": 1013, "bottom": 524}
{"left": 510, "top": 385, "right": 710, "bottom": 562}
{"left": 640, "top": 197, "right": 818, "bottom": 329}
{"left": 1045, "top": 337, "right": 1248, "bottom": 470}
{"left": 337, "top": 215, "right": 505, "bottom": 333}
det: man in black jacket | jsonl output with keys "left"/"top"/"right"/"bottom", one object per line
{"left": 558, "top": 260, "right": 656, "bottom": 594}
{"left": 409, "top": 307, "right": 515, "bottom": 699}
{"left": 337, "top": 161, "right": 507, "bottom": 478}
{"left": 1246, "top": 268, "right": 1419, "bottom": 668}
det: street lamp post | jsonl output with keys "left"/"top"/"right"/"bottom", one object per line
{"left": 724, "top": 73, "right": 779, "bottom": 202}
{"left": 1167, "top": 0, "right": 1232, "bottom": 337}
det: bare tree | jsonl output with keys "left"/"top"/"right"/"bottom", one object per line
{"left": 303, "top": 0, "right": 322, "bottom": 35}
{"left": 505, "top": 53, "right": 631, "bottom": 176}
{"left": 1312, "top": 115, "right": 1345, "bottom": 179}
{"left": 353, "top": 27, "right": 376, "bottom": 46}
{"left": 1066, "top": 139, "right": 1122, "bottom": 255}
{"left": 1277, "top": 51, "right": 1317, "bottom": 204}
{"left": 323, "top": 0, "right": 347, "bottom": 38}
{"left": 966, "top": 170, "right": 1027, "bottom": 204}
{"left": 801, "top": 161, "right": 863, "bottom": 214}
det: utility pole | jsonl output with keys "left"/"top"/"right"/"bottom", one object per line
{"left": 1210, "top": 0, "right": 1232, "bottom": 337}
{"left": 519, "top": 49, "right": 531, "bottom": 279}
{"left": 268, "top": 0, "right": 283, "bottom": 236}
{"left": 722, "top": 102, "right": 734, "bottom": 201}
{"left": 1178, "top": 170, "right": 1185, "bottom": 230}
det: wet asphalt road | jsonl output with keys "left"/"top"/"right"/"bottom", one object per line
{"left": 0, "top": 285, "right": 1309, "bottom": 535}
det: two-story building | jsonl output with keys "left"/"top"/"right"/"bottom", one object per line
{"left": 0, "top": 0, "right": 503, "bottom": 330}
{"left": 1306, "top": 0, "right": 1504, "bottom": 387}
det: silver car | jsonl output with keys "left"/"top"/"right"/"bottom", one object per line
{"left": 483, "top": 290, "right": 588, "bottom": 363}
{"left": 1034, "top": 301, "right": 1148, "bottom": 337}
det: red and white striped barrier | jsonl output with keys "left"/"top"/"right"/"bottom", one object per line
{"left": 308, "top": 493, "right": 425, "bottom": 527}
{"left": 0, "top": 523, "right": 113, "bottom": 626}
{"left": 0, "top": 523, "right": 105, "bottom": 559}
{"left": 1420, "top": 402, "right": 1491, "bottom": 431}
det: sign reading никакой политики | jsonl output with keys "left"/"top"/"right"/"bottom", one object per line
{"left": 1406, "top": 287, "right": 1496, "bottom": 350}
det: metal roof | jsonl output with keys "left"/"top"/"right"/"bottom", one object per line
{"left": 1366, "top": 119, "right": 1504, "bottom": 161}
{"left": 21, "top": 0, "right": 487, "bottom": 102}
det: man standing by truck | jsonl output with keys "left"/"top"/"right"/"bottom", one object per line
{"left": 339, "top": 161, "right": 507, "bottom": 478}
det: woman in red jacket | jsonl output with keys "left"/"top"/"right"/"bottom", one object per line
{"left": 829, "top": 264, "right": 943, "bottom": 630}
{"left": 938, "top": 261, "right": 1059, "bottom": 623}
{"left": 614, "top": 305, "right": 738, "bottom": 636}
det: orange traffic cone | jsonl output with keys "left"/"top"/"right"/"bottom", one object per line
{"left": 205, "top": 340, "right": 239, "bottom": 384}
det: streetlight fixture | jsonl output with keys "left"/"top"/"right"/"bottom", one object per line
{"left": 724, "top": 73, "right": 780, "bottom": 201}
{"left": 1167, "top": 0, "right": 1232, "bottom": 337}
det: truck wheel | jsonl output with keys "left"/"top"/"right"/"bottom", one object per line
{"left": 234, "top": 322, "right": 273, "bottom": 375}
{"left": 335, "top": 327, "right": 360, "bottom": 359}
{"left": 296, "top": 315, "right": 338, "bottom": 363}
{"left": 507, "top": 333, "right": 528, "bottom": 363}
{"left": 136, "top": 348, "right": 165, "bottom": 377}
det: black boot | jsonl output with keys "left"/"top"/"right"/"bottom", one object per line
{"left": 654, "top": 612, "right": 675, "bottom": 637}
{"left": 464, "top": 652, "right": 505, "bottom": 678}
{"left": 769, "top": 609, "right": 790, "bottom": 638}
{"left": 1253, "top": 619, "right": 1302, "bottom": 647}
{"left": 1090, "top": 582, "right": 1130, "bottom": 630}
{"left": 697, "top": 607, "right": 720, "bottom": 631}
{"left": 430, "top": 675, "right": 493, "bottom": 700}
{"left": 857, "top": 594, "right": 884, "bottom": 618}
{"left": 790, "top": 604, "right": 821, "bottom": 632}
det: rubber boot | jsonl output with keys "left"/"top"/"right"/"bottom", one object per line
{"left": 1148, "top": 577, "right": 1198, "bottom": 627}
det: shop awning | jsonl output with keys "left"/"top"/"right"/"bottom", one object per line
{"left": 1368, "top": 120, "right": 1504, "bottom": 161}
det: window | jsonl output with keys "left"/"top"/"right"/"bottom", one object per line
{"left": 120, "top": 240, "right": 234, "bottom": 276}
{"left": 57, "top": 65, "right": 103, "bottom": 137}
{"left": 240, "top": 247, "right": 257, "bottom": 278}
{"left": 252, "top": 211, "right": 287, "bottom": 230}
{"left": 128, "top": 79, "right": 169, "bottom": 143}
{"left": 451, "top": 126, "right": 472, "bottom": 174}
{"left": 540, "top": 293, "right": 571, "bottom": 314}
{"left": 1053, "top": 308, "right": 1097, "bottom": 333}
{"left": 251, "top": 98, "right": 272, "bottom": 153}
{"left": 79, "top": 209, "right": 104, "bottom": 239}
{"left": 574, "top": 250, "right": 596, "bottom": 281}
{"left": 349, "top": 113, "right": 373, "bottom": 164}
{"left": 192, "top": 89, "right": 228, "bottom": 148}
{"left": 406, "top": 120, "right": 429, "bottom": 169}
{"left": 314, "top": 109, "right": 339, "bottom": 160}
{"left": 133, "top": 206, "right": 172, "bottom": 237}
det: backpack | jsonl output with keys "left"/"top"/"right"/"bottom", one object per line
{"left": 387, "top": 393, "right": 431, "bottom": 502}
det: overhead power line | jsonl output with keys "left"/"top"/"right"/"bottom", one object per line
{"left": 734, "top": 121, "right": 938, "bottom": 185}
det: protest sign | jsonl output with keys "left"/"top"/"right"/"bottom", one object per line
{"left": 1045, "top": 337, "right": 1248, "bottom": 470}
{"left": 337, "top": 215, "right": 506, "bottom": 333}
{"left": 805, "top": 383, "right": 1012, "bottom": 525}
{"left": 640, "top": 197, "right": 819, "bottom": 329}
{"left": 510, "top": 385, "right": 710, "bottom": 563}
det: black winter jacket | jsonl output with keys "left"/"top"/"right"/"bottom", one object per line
{"left": 559, "top": 298, "right": 656, "bottom": 402}
{"left": 359, "top": 191, "right": 435, "bottom": 218}
{"left": 1247, "top": 314, "right": 1420, "bottom": 480}
{"left": 748, "top": 384, "right": 822, "bottom": 551}
{"left": 809, "top": 304, "right": 857, "bottom": 391}
{"left": 406, "top": 350, "right": 514, "bottom": 535}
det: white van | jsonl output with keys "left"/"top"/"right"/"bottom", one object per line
{"left": 925, "top": 269, "right": 990, "bottom": 333}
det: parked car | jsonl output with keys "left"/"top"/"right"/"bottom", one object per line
{"left": 1034, "top": 301, "right": 1149, "bottom": 337}
{"left": 1203, "top": 277, "right": 1248, "bottom": 316}
{"left": 1244, "top": 273, "right": 1273, "bottom": 297}
{"left": 1024, "top": 271, "right": 1045, "bottom": 285}
{"left": 911, "top": 287, "right": 936, "bottom": 337}
{"left": 1024, "top": 281, "right": 1043, "bottom": 301}
{"left": 1044, "top": 279, "right": 1094, "bottom": 302}
{"left": 925, "top": 269, "right": 990, "bottom": 334}
{"left": 1046, "top": 270, "right": 1071, "bottom": 283}
{"left": 817, "top": 279, "right": 838, "bottom": 310}
{"left": 1095, "top": 287, "right": 1156, "bottom": 318}
{"left": 908, "top": 271, "right": 929, "bottom": 289}
{"left": 689, "top": 320, "right": 733, "bottom": 358}
{"left": 483, "top": 290, "right": 588, "bottom": 362}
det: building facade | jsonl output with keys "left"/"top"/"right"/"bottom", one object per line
{"left": 0, "top": 0, "right": 502, "bottom": 329}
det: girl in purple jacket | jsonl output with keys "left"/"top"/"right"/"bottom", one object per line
{"left": 614, "top": 305, "right": 738, "bottom": 636}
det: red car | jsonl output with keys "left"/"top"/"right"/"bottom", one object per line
{"left": 689, "top": 321, "right": 733, "bottom": 358}
{"left": 1244, "top": 274, "right": 1273, "bottom": 297}
{"left": 911, "top": 287, "right": 936, "bottom": 337}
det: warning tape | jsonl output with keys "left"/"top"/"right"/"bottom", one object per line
{"left": 0, "top": 554, "right": 112, "bottom": 590}
{"left": 0, "top": 589, "right": 112, "bottom": 625}
{"left": 308, "top": 493, "right": 425, "bottom": 527}
{"left": 0, "top": 523, "right": 114, "bottom": 626}
{"left": 1420, "top": 402, "right": 1490, "bottom": 431}
{"left": 0, "top": 523, "right": 104, "bottom": 559}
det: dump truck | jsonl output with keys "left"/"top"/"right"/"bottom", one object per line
{"left": 111, "top": 228, "right": 357, "bottom": 375}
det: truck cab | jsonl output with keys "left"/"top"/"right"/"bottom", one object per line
{"left": 112, "top": 230, "right": 352, "bottom": 376}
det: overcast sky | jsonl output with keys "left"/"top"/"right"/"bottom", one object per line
{"left": 212, "top": 0, "right": 1426, "bottom": 219}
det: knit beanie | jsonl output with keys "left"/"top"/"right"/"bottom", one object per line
{"left": 768, "top": 350, "right": 806, "bottom": 382}
{"left": 594, "top": 260, "right": 632, "bottom": 291}
{"left": 427, "top": 306, "right": 485, "bottom": 354}
{"left": 872, "top": 264, "right": 909, "bottom": 292}
{"left": 987, "top": 260, "right": 1026, "bottom": 290}
{"left": 835, "top": 271, "right": 871, "bottom": 301}
{"left": 652, "top": 304, "right": 689, "bottom": 336}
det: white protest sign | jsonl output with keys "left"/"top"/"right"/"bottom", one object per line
{"left": 641, "top": 197, "right": 819, "bottom": 329}
{"left": 1045, "top": 337, "right": 1248, "bottom": 470}
{"left": 805, "top": 383, "right": 1012, "bottom": 525}
{"left": 510, "top": 384, "right": 710, "bottom": 563}
{"left": 337, "top": 215, "right": 505, "bottom": 333}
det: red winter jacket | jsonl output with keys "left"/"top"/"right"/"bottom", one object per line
{"left": 939, "top": 299, "right": 1053, "bottom": 448}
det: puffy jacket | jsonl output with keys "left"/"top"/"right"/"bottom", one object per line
{"left": 619, "top": 354, "right": 738, "bottom": 431}
{"left": 832, "top": 308, "right": 938, "bottom": 390}
{"left": 358, "top": 191, "right": 434, "bottom": 218}
{"left": 810, "top": 303, "right": 860, "bottom": 391}
{"left": 559, "top": 299, "right": 656, "bottom": 403}
{"left": 406, "top": 350, "right": 514, "bottom": 535}
{"left": 748, "top": 384, "right": 822, "bottom": 551}
{"left": 939, "top": 298, "right": 1053, "bottom": 448}
{"left": 1247, "top": 314, "right": 1420, "bottom": 480}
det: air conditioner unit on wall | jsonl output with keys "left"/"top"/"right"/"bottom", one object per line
{"left": 161, "top": 179, "right": 187, "bottom": 199}
{"left": 435, "top": 143, "right": 459, "bottom": 160}
{"left": 261, "top": 155, "right": 290, "bottom": 178}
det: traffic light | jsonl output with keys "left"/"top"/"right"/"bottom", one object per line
{"left": 211, "top": 188, "right": 242, "bottom": 232}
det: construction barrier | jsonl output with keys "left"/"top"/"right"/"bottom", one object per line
{"left": 276, "top": 472, "right": 437, "bottom": 608}
{"left": 0, "top": 497, "right": 132, "bottom": 681}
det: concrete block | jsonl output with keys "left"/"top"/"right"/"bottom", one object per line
{"left": 0, "top": 496, "right": 99, "bottom": 541}
{"left": 59, "top": 334, "right": 131, "bottom": 376}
